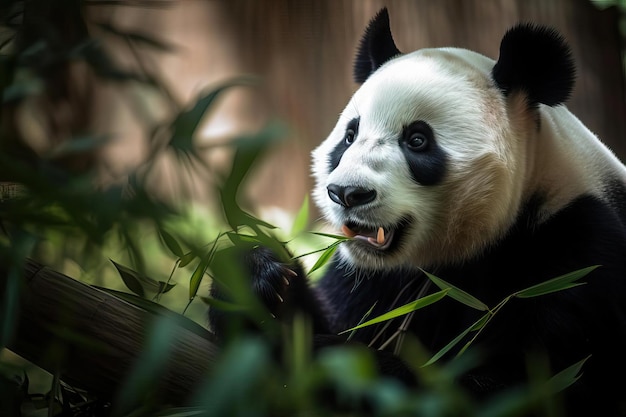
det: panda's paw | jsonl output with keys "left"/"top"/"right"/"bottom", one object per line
{"left": 210, "top": 243, "right": 303, "bottom": 318}
{"left": 245, "top": 246, "right": 300, "bottom": 317}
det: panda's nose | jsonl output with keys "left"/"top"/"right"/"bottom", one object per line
{"left": 327, "top": 184, "right": 377, "bottom": 207}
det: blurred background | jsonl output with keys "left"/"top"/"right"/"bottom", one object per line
{"left": 3, "top": 0, "right": 625, "bottom": 218}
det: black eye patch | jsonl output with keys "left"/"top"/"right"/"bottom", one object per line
{"left": 400, "top": 121, "right": 447, "bottom": 185}
{"left": 328, "top": 117, "right": 359, "bottom": 172}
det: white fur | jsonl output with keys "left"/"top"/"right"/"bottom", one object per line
{"left": 312, "top": 47, "right": 626, "bottom": 271}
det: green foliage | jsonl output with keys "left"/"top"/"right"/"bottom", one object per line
{"left": 513, "top": 266, "right": 597, "bottom": 298}
{"left": 111, "top": 260, "right": 176, "bottom": 298}
{"left": 113, "top": 315, "right": 178, "bottom": 416}
{"left": 333, "top": 265, "right": 598, "bottom": 372}
{"left": 295, "top": 232, "right": 351, "bottom": 275}
{"left": 424, "top": 270, "right": 489, "bottom": 311}
{"left": 341, "top": 289, "right": 450, "bottom": 334}
{"left": 290, "top": 195, "right": 310, "bottom": 236}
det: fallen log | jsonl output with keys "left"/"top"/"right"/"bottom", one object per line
{"left": 1, "top": 258, "right": 219, "bottom": 405}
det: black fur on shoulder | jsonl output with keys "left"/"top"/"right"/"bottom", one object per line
{"left": 353, "top": 7, "right": 402, "bottom": 84}
{"left": 492, "top": 23, "right": 576, "bottom": 106}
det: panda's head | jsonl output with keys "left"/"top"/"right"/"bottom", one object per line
{"left": 312, "top": 8, "right": 575, "bottom": 271}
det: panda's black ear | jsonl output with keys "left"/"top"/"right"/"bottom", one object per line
{"left": 353, "top": 8, "right": 402, "bottom": 84}
{"left": 492, "top": 24, "right": 575, "bottom": 106}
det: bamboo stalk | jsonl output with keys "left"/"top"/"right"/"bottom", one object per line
{"left": 2, "top": 258, "right": 219, "bottom": 405}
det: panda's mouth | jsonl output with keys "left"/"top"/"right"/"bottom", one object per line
{"left": 341, "top": 221, "right": 397, "bottom": 250}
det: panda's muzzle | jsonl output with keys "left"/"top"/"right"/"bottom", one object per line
{"left": 327, "top": 184, "right": 377, "bottom": 208}
{"left": 327, "top": 184, "right": 399, "bottom": 251}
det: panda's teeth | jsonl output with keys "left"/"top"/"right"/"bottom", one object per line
{"left": 377, "top": 227, "right": 385, "bottom": 245}
{"left": 342, "top": 223, "right": 393, "bottom": 249}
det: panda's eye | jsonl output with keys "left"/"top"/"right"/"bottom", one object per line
{"left": 407, "top": 132, "right": 428, "bottom": 151}
{"left": 403, "top": 121, "right": 432, "bottom": 152}
{"left": 345, "top": 129, "right": 356, "bottom": 145}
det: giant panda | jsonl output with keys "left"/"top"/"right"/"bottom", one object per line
{"left": 210, "top": 8, "right": 626, "bottom": 416}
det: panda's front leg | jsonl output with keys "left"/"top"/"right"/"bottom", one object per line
{"left": 208, "top": 244, "right": 331, "bottom": 340}
{"left": 208, "top": 243, "right": 418, "bottom": 388}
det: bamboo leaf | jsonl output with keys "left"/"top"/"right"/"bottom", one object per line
{"left": 95, "top": 286, "right": 174, "bottom": 316}
{"left": 293, "top": 246, "right": 328, "bottom": 260}
{"left": 311, "top": 231, "right": 352, "bottom": 241}
{"left": 422, "top": 269, "right": 489, "bottom": 311}
{"left": 200, "top": 296, "right": 248, "bottom": 313}
{"left": 189, "top": 235, "right": 221, "bottom": 300}
{"left": 226, "top": 231, "right": 260, "bottom": 246}
{"left": 546, "top": 355, "right": 590, "bottom": 394}
{"left": 346, "top": 302, "right": 378, "bottom": 341}
{"left": 219, "top": 122, "right": 285, "bottom": 233}
{"left": 158, "top": 280, "right": 177, "bottom": 294}
{"left": 514, "top": 266, "right": 599, "bottom": 298}
{"left": 291, "top": 195, "right": 309, "bottom": 236}
{"left": 340, "top": 289, "right": 449, "bottom": 334}
{"left": 169, "top": 78, "right": 257, "bottom": 154}
{"left": 111, "top": 260, "right": 146, "bottom": 297}
{"left": 243, "top": 212, "right": 277, "bottom": 230}
{"left": 295, "top": 234, "right": 350, "bottom": 261}
{"left": 111, "top": 260, "right": 175, "bottom": 297}
{"left": 115, "top": 315, "right": 176, "bottom": 413}
{"left": 179, "top": 251, "right": 196, "bottom": 268}
{"left": 307, "top": 241, "right": 342, "bottom": 275}
{"left": 296, "top": 232, "right": 351, "bottom": 263}
{"left": 159, "top": 229, "right": 184, "bottom": 258}
{"left": 189, "top": 257, "right": 210, "bottom": 301}
{"left": 423, "top": 313, "right": 490, "bottom": 367}
{"left": 192, "top": 338, "right": 269, "bottom": 413}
